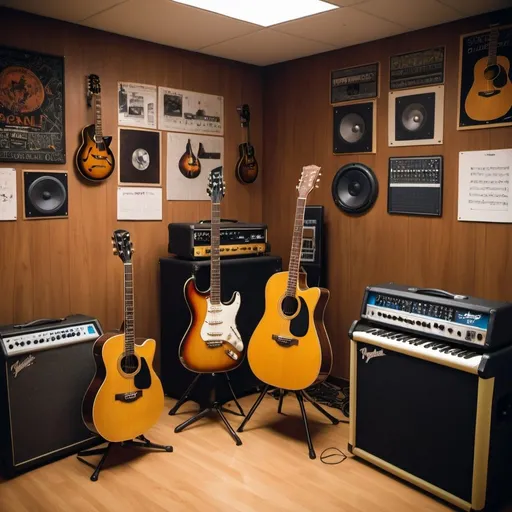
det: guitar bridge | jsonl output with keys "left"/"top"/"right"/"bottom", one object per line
{"left": 115, "top": 390, "right": 142, "bottom": 403}
{"left": 272, "top": 334, "right": 299, "bottom": 347}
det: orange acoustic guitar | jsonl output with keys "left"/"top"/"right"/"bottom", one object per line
{"left": 465, "top": 23, "right": 512, "bottom": 122}
{"left": 82, "top": 230, "right": 164, "bottom": 442}
{"left": 75, "top": 75, "right": 115, "bottom": 182}
{"left": 179, "top": 166, "right": 245, "bottom": 373}
{"left": 178, "top": 138, "right": 201, "bottom": 179}
{"left": 247, "top": 165, "right": 332, "bottom": 391}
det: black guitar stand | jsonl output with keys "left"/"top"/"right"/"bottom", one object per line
{"left": 237, "top": 384, "right": 340, "bottom": 459}
{"left": 77, "top": 435, "right": 173, "bottom": 482}
{"left": 169, "top": 372, "right": 245, "bottom": 446}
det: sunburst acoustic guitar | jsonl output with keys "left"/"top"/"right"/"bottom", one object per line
{"left": 235, "top": 104, "right": 259, "bottom": 184}
{"left": 247, "top": 165, "right": 332, "bottom": 391}
{"left": 465, "top": 23, "right": 512, "bottom": 122}
{"left": 75, "top": 74, "right": 115, "bottom": 182}
{"left": 82, "top": 230, "right": 164, "bottom": 442}
{"left": 179, "top": 166, "right": 245, "bottom": 373}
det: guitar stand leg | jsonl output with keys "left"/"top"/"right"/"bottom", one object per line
{"left": 303, "top": 391, "right": 340, "bottom": 425}
{"left": 223, "top": 372, "right": 245, "bottom": 417}
{"left": 237, "top": 384, "right": 269, "bottom": 432}
{"left": 214, "top": 404, "right": 243, "bottom": 446}
{"left": 296, "top": 391, "right": 316, "bottom": 460}
{"left": 77, "top": 442, "right": 113, "bottom": 482}
{"left": 123, "top": 435, "right": 173, "bottom": 452}
{"left": 169, "top": 373, "right": 202, "bottom": 415}
{"left": 277, "top": 389, "right": 285, "bottom": 414}
{"left": 174, "top": 407, "right": 211, "bottom": 433}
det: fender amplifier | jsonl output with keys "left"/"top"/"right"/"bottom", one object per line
{"left": 0, "top": 315, "right": 103, "bottom": 476}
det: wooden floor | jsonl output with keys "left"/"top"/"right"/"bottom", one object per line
{"left": 0, "top": 393, "right": 482, "bottom": 512}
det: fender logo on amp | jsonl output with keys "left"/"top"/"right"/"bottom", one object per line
{"left": 11, "top": 355, "right": 35, "bottom": 378}
{"left": 360, "top": 347, "right": 386, "bottom": 363}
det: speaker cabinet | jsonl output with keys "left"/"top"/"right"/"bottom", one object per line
{"left": 23, "top": 170, "right": 68, "bottom": 219}
{"left": 159, "top": 256, "right": 282, "bottom": 406}
{"left": 300, "top": 205, "right": 326, "bottom": 288}
{"left": 389, "top": 85, "right": 444, "bottom": 147}
{"left": 333, "top": 100, "right": 376, "bottom": 154}
{"left": 332, "top": 163, "right": 378, "bottom": 215}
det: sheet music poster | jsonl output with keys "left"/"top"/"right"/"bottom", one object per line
{"left": 117, "top": 187, "right": 162, "bottom": 221}
{"left": 458, "top": 149, "right": 512, "bottom": 223}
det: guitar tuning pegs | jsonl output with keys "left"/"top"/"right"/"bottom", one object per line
{"left": 113, "top": 249, "right": 118, "bottom": 255}
{"left": 315, "top": 184, "right": 319, "bottom": 188}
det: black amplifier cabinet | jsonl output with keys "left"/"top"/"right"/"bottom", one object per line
{"left": 159, "top": 255, "right": 282, "bottom": 405}
{"left": 300, "top": 205, "right": 327, "bottom": 288}
{"left": 168, "top": 221, "right": 268, "bottom": 260}
{"left": 0, "top": 315, "right": 103, "bottom": 476}
{"left": 349, "top": 321, "right": 512, "bottom": 511}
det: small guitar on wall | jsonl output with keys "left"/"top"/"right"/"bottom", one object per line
{"left": 247, "top": 165, "right": 332, "bottom": 391}
{"left": 179, "top": 138, "right": 201, "bottom": 179}
{"left": 179, "top": 166, "right": 245, "bottom": 373}
{"left": 465, "top": 23, "right": 512, "bottom": 122}
{"left": 235, "top": 104, "right": 259, "bottom": 184}
{"left": 75, "top": 74, "right": 115, "bottom": 182}
{"left": 82, "top": 230, "right": 164, "bottom": 442}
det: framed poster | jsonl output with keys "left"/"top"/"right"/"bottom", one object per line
{"left": 330, "top": 63, "right": 379, "bottom": 104}
{"left": 166, "top": 133, "right": 223, "bottom": 201}
{"left": 390, "top": 47, "right": 445, "bottom": 90}
{"left": 458, "top": 24, "right": 512, "bottom": 130}
{"left": 118, "top": 82, "right": 157, "bottom": 129}
{"left": 0, "top": 46, "right": 65, "bottom": 163}
{"left": 158, "top": 87, "right": 223, "bottom": 136}
{"left": 119, "top": 128, "right": 161, "bottom": 186}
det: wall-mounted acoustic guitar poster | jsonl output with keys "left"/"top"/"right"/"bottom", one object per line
{"left": 458, "top": 23, "right": 512, "bottom": 130}
{"left": 0, "top": 47, "right": 65, "bottom": 163}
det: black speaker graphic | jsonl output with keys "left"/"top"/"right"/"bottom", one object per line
{"left": 333, "top": 100, "right": 376, "bottom": 154}
{"left": 389, "top": 85, "right": 444, "bottom": 147}
{"left": 332, "top": 163, "right": 378, "bottom": 215}
{"left": 23, "top": 171, "right": 68, "bottom": 219}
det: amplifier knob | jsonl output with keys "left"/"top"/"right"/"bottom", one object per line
{"left": 439, "top": 325, "right": 445, "bottom": 331}
{"left": 448, "top": 328, "right": 453, "bottom": 334}
{"left": 27, "top": 340, "right": 31, "bottom": 345}
{"left": 477, "top": 333, "right": 483, "bottom": 341}
{"left": 20, "top": 342, "right": 25, "bottom": 347}
{"left": 51, "top": 337, "right": 55, "bottom": 341}
{"left": 8, "top": 345, "right": 13, "bottom": 350}
{"left": 392, "top": 316, "right": 397, "bottom": 320}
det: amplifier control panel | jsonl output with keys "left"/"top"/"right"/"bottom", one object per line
{"left": 1, "top": 323, "right": 100, "bottom": 357}
{"left": 388, "top": 156, "right": 443, "bottom": 216}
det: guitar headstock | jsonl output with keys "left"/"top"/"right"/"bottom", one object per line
{"left": 88, "top": 74, "right": 101, "bottom": 96}
{"left": 236, "top": 104, "right": 251, "bottom": 127}
{"left": 112, "top": 229, "right": 134, "bottom": 263}
{"left": 296, "top": 165, "right": 322, "bottom": 199}
{"left": 207, "top": 166, "right": 225, "bottom": 203}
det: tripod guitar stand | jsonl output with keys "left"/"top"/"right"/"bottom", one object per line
{"left": 237, "top": 384, "right": 340, "bottom": 459}
{"left": 169, "top": 372, "right": 245, "bottom": 445}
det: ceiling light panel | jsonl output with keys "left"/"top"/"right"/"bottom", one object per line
{"left": 171, "top": 0, "right": 339, "bottom": 27}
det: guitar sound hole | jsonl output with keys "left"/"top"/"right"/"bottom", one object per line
{"left": 484, "top": 65, "right": 500, "bottom": 81}
{"left": 281, "top": 296, "right": 299, "bottom": 317}
{"left": 121, "top": 354, "right": 138, "bottom": 374}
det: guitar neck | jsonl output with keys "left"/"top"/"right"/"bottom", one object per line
{"left": 124, "top": 262, "right": 135, "bottom": 354}
{"left": 94, "top": 94, "right": 103, "bottom": 139}
{"left": 210, "top": 201, "right": 221, "bottom": 304}
{"left": 286, "top": 197, "right": 307, "bottom": 297}
{"left": 487, "top": 25, "right": 499, "bottom": 66}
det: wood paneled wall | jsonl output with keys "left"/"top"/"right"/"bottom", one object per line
{"left": 0, "top": 8, "right": 263, "bottom": 368}
{"left": 262, "top": 12, "right": 512, "bottom": 379}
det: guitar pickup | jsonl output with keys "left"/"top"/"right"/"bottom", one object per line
{"left": 115, "top": 390, "right": 142, "bottom": 403}
{"left": 272, "top": 334, "right": 298, "bottom": 347}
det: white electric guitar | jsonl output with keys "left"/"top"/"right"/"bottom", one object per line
{"left": 179, "top": 166, "right": 245, "bottom": 373}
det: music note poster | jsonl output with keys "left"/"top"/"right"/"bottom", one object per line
{"left": 0, "top": 47, "right": 65, "bottom": 163}
{"left": 458, "top": 149, "right": 512, "bottom": 223}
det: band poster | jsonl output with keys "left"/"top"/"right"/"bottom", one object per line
{"left": 330, "top": 63, "right": 379, "bottom": 104}
{"left": 390, "top": 47, "right": 445, "bottom": 90}
{"left": 0, "top": 47, "right": 65, "bottom": 163}
{"left": 118, "top": 82, "right": 157, "bottom": 130}
{"left": 158, "top": 87, "right": 224, "bottom": 136}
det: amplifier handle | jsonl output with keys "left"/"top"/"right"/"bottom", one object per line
{"left": 198, "top": 219, "right": 239, "bottom": 224}
{"left": 407, "top": 287, "right": 468, "bottom": 300}
{"left": 13, "top": 317, "right": 66, "bottom": 329}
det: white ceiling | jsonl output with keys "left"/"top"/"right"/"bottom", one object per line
{"left": 1, "top": 0, "right": 509, "bottom": 65}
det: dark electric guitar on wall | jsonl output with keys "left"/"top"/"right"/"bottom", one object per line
{"left": 179, "top": 138, "right": 201, "bottom": 179}
{"left": 247, "top": 165, "right": 332, "bottom": 391}
{"left": 465, "top": 23, "right": 512, "bottom": 122}
{"left": 235, "top": 104, "right": 259, "bottom": 184}
{"left": 179, "top": 167, "right": 245, "bottom": 373}
{"left": 83, "top": 230, "right": 164, "bottom": 442}
{"left": 75, "top": 74, "right": 115, "bottom": 182}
